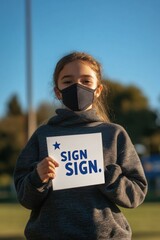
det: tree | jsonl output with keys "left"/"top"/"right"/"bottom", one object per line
{"left": 0, "top": 94, "right": 26, "bottom": 176}
{"left": 7, "top": 95, "right": 23, "bottom": 116}
{"left": 0, "top": 115, "right": 26, "bottom": 175}
{"left": 103, "top": 80, "right": 148, "bottom": 114}
{"left": 36, "top": 102, "right": 58, "bottom": 125}
{"left": 103, "top": 79, "right": 158, "bottom": 144}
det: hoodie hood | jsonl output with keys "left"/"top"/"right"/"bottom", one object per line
{"left": 47, "top": 108, "right": 103, "bottom": 127}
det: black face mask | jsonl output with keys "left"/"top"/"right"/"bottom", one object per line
{"left": 59, "top": 83, "right": 96, "bottom": 111}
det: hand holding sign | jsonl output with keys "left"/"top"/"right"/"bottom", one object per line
{"left": 47, "top": 133, "right": 105, "bottom": 190}
{"left": 37, "top": 157, "right": 59, "bottom": 183}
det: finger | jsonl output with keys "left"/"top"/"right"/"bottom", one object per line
{"left": 45, "top": 157, "right": 59, "bottom": 167}
{"left": 38, "top": 158, "right": 57, "bottom": 170}
{"left": 53, "top": 160, "right": 59, "bottom": 167}
{"left": 47, "top": 160, "right": 58, "bottom": 169}
{"left": 36, "top": 157, "right": 59, "bottom": 181}
{"left": 48, "top": 172, "right": 56, "bottom": 179}
{"left": 42, "top": 172, "right": 56, "bottom": 180}
{"left": 47, "top": 166, "right": 56, "bottom": 174}
{"left": 39, "top": 171, "right": 55, "bottom": 182}
{"left": 40, "top": 164, "right": 57, "bottom": 175}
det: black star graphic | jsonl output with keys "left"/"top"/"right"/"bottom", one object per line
{"left": 53, "top": 141, "right": 60, "bottom": 150}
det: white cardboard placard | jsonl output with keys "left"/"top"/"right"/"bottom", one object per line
{"left": 46, "top": 133, "right": 104, "bottom": 190}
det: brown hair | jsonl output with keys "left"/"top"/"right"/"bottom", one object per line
{"left": 53, "top": 51, "right": 110, "bottom": 122}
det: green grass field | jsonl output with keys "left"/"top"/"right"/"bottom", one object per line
{"left": 0, "top": 202, "right": 159, "bottom": 240}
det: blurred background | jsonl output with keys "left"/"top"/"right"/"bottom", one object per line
{"left": 0, "top": 0, "right": 160, "bottom": 239}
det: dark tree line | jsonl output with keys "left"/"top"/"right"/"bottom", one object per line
{"left": 104, "top": 80, "right": 158, "bottom": 144}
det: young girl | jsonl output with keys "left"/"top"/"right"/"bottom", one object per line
{"left": 14, "top": 52, "right": 147, "bottom": 240}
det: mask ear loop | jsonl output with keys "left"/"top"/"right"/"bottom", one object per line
{"left": 94, "top": 84, "right": 103, "bottom": 99}
{"left": 54, "top": 86, "right": 62, "bottom": 100}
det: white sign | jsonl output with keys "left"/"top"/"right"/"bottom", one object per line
{"left": 46, "top": 133, "right": 104, "bottom": 190}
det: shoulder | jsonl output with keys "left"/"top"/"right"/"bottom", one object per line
{"left": 25, "top": 124, "right": 52, "bottom": 145}
{"left": 34, "top": 123, "right": 53, "bottom": 135}
{"left": 100, "top": 122, "right": 128, "bottom": 135}
{"left": 99, "top": 122, "right": 132, "bottom": 146}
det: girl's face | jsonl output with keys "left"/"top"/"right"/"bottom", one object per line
{"left": 55, "top": 60, "right": 103, "bottom": 100}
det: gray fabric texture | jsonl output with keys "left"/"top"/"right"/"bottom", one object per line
{"left": 14, "top": 108, "right": 148, "bottom": 240}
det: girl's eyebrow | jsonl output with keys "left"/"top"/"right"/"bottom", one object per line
{"left": 61, "top": 74, "right": 93, "bottom": 80}
{"left": 61, "top": 75, "right": 73, "bottom": 80}
{"left": 81, "top": 74, "right": 93, "bottom": 78}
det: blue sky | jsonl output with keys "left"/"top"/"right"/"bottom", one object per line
{"left": 0, "top": 0, "right": 160, "bottom": 117}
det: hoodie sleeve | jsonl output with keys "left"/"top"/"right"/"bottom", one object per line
{"left": 14, "top": 130, "right": 50, "bottom": 210}
{"left": 99, "top": 126, "right": 148, "bottom": 208}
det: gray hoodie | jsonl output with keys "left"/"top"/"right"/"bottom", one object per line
{"left": 14, "top": 109, "right": 147, "bottom": 240}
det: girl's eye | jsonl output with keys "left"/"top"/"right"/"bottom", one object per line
{"left": 82, "top": 79, "right": 92, "bottom": 85}
{"left": 63, "top": 80, "right": 72, "bottom": 84}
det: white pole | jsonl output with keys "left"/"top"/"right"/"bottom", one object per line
{"left": 25, "top": 0, "right": 36, "bottom": 139}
